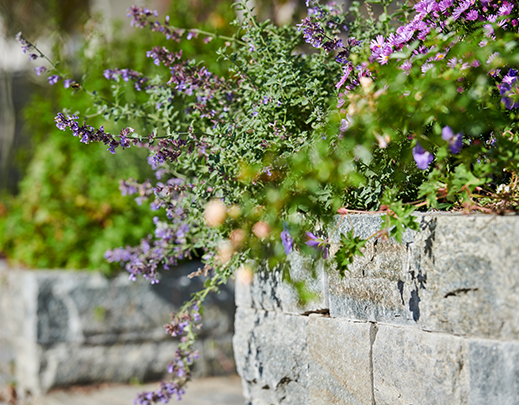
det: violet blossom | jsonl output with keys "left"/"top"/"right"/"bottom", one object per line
{"left": 412, "top": 143, "right": 434, "bottom": 170}
{"left": 34, "top": 66, "right": 46, "bottom": 76}
{"left": 500, "top": 69, "right": 519, "bottom": 109}
{"left": 305, "top": 232, "right": 329, "bottom": 259}
{"left": 280, "top": 223, "right": 293, "bottom": 255}
{"left": 441, "top": 126, "right": 463, "bottom": 154}
{"left": 47, "top": 75, "right": 61, "bottom": 85}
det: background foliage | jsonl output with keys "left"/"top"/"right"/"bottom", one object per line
{"left": 0, "top": 0, "right": 236, "bottom": 273}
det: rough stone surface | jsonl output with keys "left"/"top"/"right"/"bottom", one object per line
{"left": 233, "top": 307, "right": 309, "bottom": 405}
{"left": 411, "top": 215, "right": 519, "bottom": 339}
{"left": 373, "top": 324, "right": 469, "bottom": 404}
{"left": 0, "top": 262, "right": 235, "bottom": 397}
{"left": 329, "top": 214, "right": 519, "bottom": 340}
{"left": 235, "top": 252, "right": 328, "bottom": 315}
{"left": 468, "top": 339, "right": 519, "bottom": 405}
{"left": 328, "top": 238, "right": 415, "bottom": 325}
{"left": 307, "top": 316, "right": 373, "bottom": 405}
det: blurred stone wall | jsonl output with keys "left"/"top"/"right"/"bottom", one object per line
{"left": 233, "top": 214, "right": 519, "bottom": 404}
{"left": 0, "top": 261, "right": 235, "bottom": 400}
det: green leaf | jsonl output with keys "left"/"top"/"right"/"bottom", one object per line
{"left": 335, "top": 231, "right": 367, "bottom": 278}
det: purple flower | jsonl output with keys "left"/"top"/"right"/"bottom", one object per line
{"left": 412, "top": 143, "right": 434, "bottom": 170}
{"left": 376, "top": 47, "right": 392, "bottom": 65}
{"left": 400, "top": 60, "right": 412, "bottom": 74}
{"left": 280, "top": 223, "right": 293, "bottom": 255}
{"left": 466, "top": 10, "right": 479, "bottom": 20}
{"left": 34, "top": 66, "right": 46, "bottom": 76}
{"left": 63, "top": 79, "right": 73, "bottom": 88}
{"left": 499, "top": 2, "right": 514, "bottom": 16}
{"left": 421, "top": 63, "right": 433, "bottom": 73}
{"left": 47, "top": 75, "right": 61, "bottom": 85}
{"left": 340, "top": 116, "right": 350, "bottom": 133}
{"left": 336, "top": 65, "right": 353, "bottom": 89}
{"left": 500, "top": 69, "right": 519, "bottom": 109}
{"left": 103, "top": 69, "right": 115, "bottom": 80}
{"left": 305, "top": 232, "right": 329, "bottom": 259}
{"left": 441, "top": 126, "right": 463, "bottom": 154}
{"left": 439, "top": 0, "right": 453, "bottom": 12}
{"left": 370, "top": 35, "right": 385, "bottom": 52}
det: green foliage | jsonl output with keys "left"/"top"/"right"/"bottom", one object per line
{"left": 0, "top": 117, "right": 153, "bottom": 273}
{"left": 0, "top": 0, "right": 237, "bottom": 273}
{"left": 334, "top": 230, "right": 367, "bottom": 278}
{"left": 11, "top": 0, "right": 519, "bottom": 301}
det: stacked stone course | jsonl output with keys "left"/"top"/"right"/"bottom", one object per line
{"left": 233, "top": 214, "right": 519, "bottom": 404}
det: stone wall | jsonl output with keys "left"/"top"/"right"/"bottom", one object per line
{"left": 0, "top": 261, "right": 235, "bottom": 399}
{"left": 233, "top": 213, "right": 519, "bottom": 404}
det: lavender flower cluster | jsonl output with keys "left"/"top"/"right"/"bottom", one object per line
{"left": 15, "top": 32, "right": 78, "bottom": 88}
{"left": 127, "top": 5, "right": 201, "bottom": 43}
{"left": 105, "top": 176, "right": 196, "bottom": 284}
{"left": 54, "top": 113, "right": 133, "bottom": 153}
{"left": 297, "top": 0, "right": 361, "bottom": 67}
{"left": 370, "top": 0, "right": 517, "bottom": 69}
{"left": 103, "top": 68, "right": 151, "bottom": 91}
{"left": 297, "top": 0, "right": 371, "bottom": 109}
{"left": 500, "top": 68, "right": 519, "bottom": 109}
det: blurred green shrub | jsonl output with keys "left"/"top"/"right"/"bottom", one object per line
{"left": 0, "top": 0, "right": 235, "bottom": 273}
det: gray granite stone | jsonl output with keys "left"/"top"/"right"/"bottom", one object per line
{"left": 235, "top": 252, "right": 328, "bottom": 315}
{"left": 372, "top": 324, "right": 469, "bottom": 404}
{"left": 233, "top": 307, "right": 308, "bottom": 405}
{"left": 468, "top": 339, "right": 519, "bottom": 405}
{"left": 329, "top": 238, "right": 415, "bottom": 325}
{"left": 0, "top": 263, "right": 236, "bottom": 397}
{"left": 411, "top": 215, "right": 519, "bottom": 339}
{"left": 307, "top": 316, "right": 373, "bottom": 405}
{"left": 36, "top": 341, "right": 178, "bottom": 393}
{"left": 331, "top": 213, "right": 417, "bottom": 244}
{"left": 233, "top": 214, "right": 519, "bottom": 405}
{"left": 329, "top": 214, "right": 519, "bottom": 339}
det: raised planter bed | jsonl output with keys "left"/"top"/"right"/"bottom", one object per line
{"left": 0, "top": 261, "right": 235, "bottom": 400}
{"left": 233, "top": 213, "right": 519, "bottom": 404}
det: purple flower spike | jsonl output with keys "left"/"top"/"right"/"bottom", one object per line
{"left": 63, "top": 79, "right": 73, "bottom": 89}
{"left": 47, "top": 75, "right": 61, "bottom": 85}
{"left": 34, "top": 66, "right": 46, "bottom": 76}
{"left": 412, "top": 143, "right": 434, "bottom": 170}
{"left": 441, "top": 126, "right": 463, "bottom": 154}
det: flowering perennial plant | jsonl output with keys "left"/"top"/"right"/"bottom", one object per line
{"left": 17, "top": 0, "right": 519, "bottom": 402}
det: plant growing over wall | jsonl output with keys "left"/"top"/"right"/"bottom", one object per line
{"left": 14, "top": 0, "right": 519, "bottom": 402}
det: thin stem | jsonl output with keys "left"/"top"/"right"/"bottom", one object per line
{"left": 187, "top": 28, "right": 247, "bottom": 46}
{"left": 29, "top": 40, "right": 115, "bottom": 106}
{"left": 382, "top": 0, "right": 390, "bottom": 37}
{"left": 324, "top": 214, "right": 346, "bottom": 242}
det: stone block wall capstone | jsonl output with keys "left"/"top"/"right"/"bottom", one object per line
{"left": 233, "top": 213, "right": 519, "bottom": 405}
